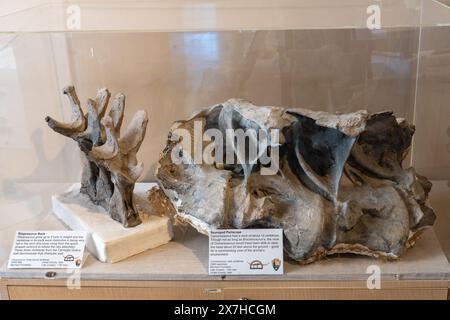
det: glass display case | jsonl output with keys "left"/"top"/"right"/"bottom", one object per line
{"left": 0, "top": 0, "right": 449, "bottom": 300}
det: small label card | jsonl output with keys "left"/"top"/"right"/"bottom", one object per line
{"left": 8, "top": 231, "right": 87, "bottom": 269}
{"left": 209, "top": 229, "right": 283, "bottom": 276}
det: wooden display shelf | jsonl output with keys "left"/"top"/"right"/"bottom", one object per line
{"left": 1, "top": 279, "right": 448, "bottom": 300}
{"left": 1, "top": 217, "right": 450, "bottom": 299}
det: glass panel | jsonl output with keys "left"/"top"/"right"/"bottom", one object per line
{"left": 1, "top": 0, "right": 449, "bottom": 268}
{"left": 414, "top": 0, "right": 450, "bottom": 258}
{"left": 0, "top": 28, "right": 420, "bottom": 183}
{"left": 0, "top": 0, "right": 421, "bottom": 32}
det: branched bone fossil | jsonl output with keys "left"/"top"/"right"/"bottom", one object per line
{"left": 155, "top": 99, "right": 436, "bottom": 263}
{"left": 46, "top": 86, "right": 148, "bottom": 227}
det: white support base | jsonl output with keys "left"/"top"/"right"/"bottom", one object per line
{"left": 52, "top": 183, "right": 173, "bottom": 263}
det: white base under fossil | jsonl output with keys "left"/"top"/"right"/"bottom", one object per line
{"left": 52, "top": 183, "right": 173, "bottom": 263}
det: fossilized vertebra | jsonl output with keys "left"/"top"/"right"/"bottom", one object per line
{"left": 155, "top": 99, "right": 435, "bottom": 263}
{"left": 46, "top": 86, "right": 148, "bottom": 227}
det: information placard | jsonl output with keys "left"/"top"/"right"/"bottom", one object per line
{"left": 209, "top": 229, "right": 283, "bottom": 275}
{"left": 8, "top": 231, "right": 86, "bottom": 269}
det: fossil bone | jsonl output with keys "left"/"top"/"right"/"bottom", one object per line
{"left": 46, "top": 86, "right": 148, "bottom": 227}
{"left": 155, "top": 99, "right": 436, "bottom": 263}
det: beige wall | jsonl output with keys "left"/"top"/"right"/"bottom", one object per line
{"left": 0, "top": 33, "right": 80, "bottom": 185}
{"left": 0, "top": 29, "right": 421, "bottom": 183}
{"left": 413, "top": 26, "right": 450, "bottom": 180}
{"left": 71, "top": 29, "right": 421, "bottom": 180}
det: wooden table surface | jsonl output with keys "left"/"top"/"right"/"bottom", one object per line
{"left": 1, "top": 183, "right": 449, "bottom": 282}
{"left": 0, "top": 183, "right": 449, "bottom": 300}
{"left": 1, "top": 211, "right": 449, "bottom": 282}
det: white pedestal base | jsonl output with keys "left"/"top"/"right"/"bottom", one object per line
{"left": 52, "top": 183, "right": 173, "bottom": 263}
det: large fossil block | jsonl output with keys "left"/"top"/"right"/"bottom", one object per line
{"left": 155, "top": 99, "right": 436, "bottom": 263}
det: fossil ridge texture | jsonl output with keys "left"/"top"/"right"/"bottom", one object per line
{"left": 156, "top": 99, "right": 436, "bottom": 263}
{"left": 46, "top": 86, "right": 148, "bottom": 227}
